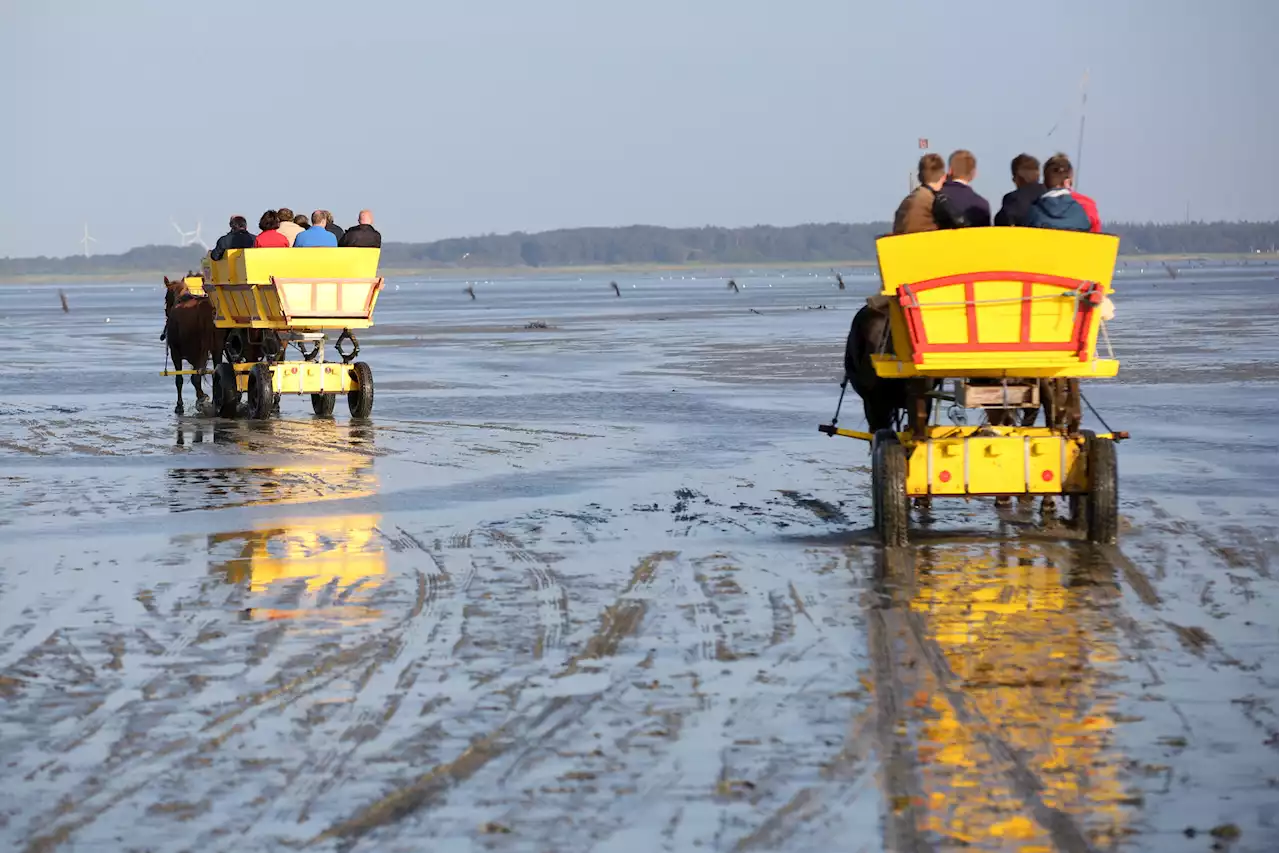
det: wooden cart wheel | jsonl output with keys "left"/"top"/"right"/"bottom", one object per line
{"left": 348, "top": 361, "right": 374, "bottom": 419}
{"left": 872, "top": 429, "right": 909, "bottom": 547}
{"left": 212, "top": 362, "right": 240, "bottom": 418}
{"left": 246, "top": 363, "right": 274, "bottom": 421}
{"left": 311, "top": 393, "right": 337, "bottom": 417}
{"left": 1083, "top": 430, "right": 1118, "bottom": 544}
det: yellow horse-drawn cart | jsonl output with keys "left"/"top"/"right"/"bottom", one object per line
{"left": 821, "top": 228, "right": 1126, "bottom": 546}
{"left": 200, "top": 247, "right": 384, "bottom": 419}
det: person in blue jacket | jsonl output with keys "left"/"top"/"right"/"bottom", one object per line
{"left": 293, "top": 210, "right": 340, "bottom": 247}
{"left": 1025, "top": 154, "right": 1092, "bottom": 231}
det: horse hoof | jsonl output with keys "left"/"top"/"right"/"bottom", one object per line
{"left": 994, "top": 496, "right": 1013, "bottom": 509}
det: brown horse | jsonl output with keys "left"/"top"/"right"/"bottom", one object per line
{"left": 164, "top": 276, "right": 224, "bottom": 415}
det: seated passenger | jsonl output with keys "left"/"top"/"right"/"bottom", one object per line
{"left": 994, "top": 154, "right": 1046, "bottom": 227}
{"left": 254, "top": 210, "right": 290, "bottom": 248}
{"left": 210, "top": 215, "right": 256, "bottom": 261}
{"left": 293, "top": 214, "right": 311, "bottom": 231}
{"left": 942, "top": 149, "right": 991, "bottom": 226}
{"left": 322, "top": 210, "right": 345, "bottom": 243}
{"left": 276, "top": 207, "right": 304, "bottom": 246}
{"left": 339, "top": 209, "right": 382, "bottom": 247}
{"left": 294, "top": 210, "right": 340, "bottom": 247}
{"left": 892, "top": 154, "right": 964, "bottom": 234}
{"left": 1025, "top": 154, "right": 1092, "bottom": 231}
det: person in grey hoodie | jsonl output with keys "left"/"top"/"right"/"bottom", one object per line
{"left": 1025, "top": 154, "right": 1091, "bottom": 231}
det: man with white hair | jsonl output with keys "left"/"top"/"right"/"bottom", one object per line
{"left": 339, "top": 209, "right": 382, "bottom": 248}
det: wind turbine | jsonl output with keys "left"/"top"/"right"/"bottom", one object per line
{"left": 172, "top": 218, "right": 210, "bottom": 251}
{"left": 79, "top": 223, "right": 98, "bottom": 257}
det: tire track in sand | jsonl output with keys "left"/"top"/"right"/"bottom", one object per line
{"left": 19, "top": 544, "right": 436, "bottom": 853}
{"left": 484, "top": 528, "right": 570, "bottom": 661}
{"left": 314, "top": 551, "right": 679, "bottom": 850}
{"left": 271, "top": 527, "right": 472, "bottom": 829}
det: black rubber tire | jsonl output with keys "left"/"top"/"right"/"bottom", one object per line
{"left": 348, "top": 361, "right": 374, "bottom": 419}
{"left": 1084, "top": 430, "right": 1119, "bottom": 544}
{"left": 212, "top": 362, "right": 240, "bottom": 418}
{"left": 246, "top": 363, "right": 274, "bottom": 421}
{"left": 311, "top": 393, "right": 337, "bottom": 417}
{"left": 872, "top": 429, "right": 909, "bottom": 547}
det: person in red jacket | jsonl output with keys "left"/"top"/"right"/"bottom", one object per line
{"left": 254, "top": 210, "right": 290, "bottom": 248}
{"left": 1072, "top": 187, "right": 1102, "bottom": 233}
{"left": 1053, "top": 153, "right": 1102, "bottom": 232}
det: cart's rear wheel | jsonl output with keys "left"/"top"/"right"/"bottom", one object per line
{"left": 247, "top": 363, "right": 274, "bottom": 421}
{"left": 348, "top": 362, "right": 374, "bottom": 419}
{"left": 1082, "top": 430, "right": 1118, "bottom": 544}
{"left": 872, "top": 429, "right": 909, "bottom": 547}
{"left": 311, "top": 393, "right": 337, "bottom": 417}
{"left": 212, "top": 362, "right": 240, "bottom": 418}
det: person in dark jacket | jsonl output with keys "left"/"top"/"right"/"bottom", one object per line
{"left": 209, "top": 215, "right": 256, "bottom": 261}
{"left": 942, "top": 150, "right": 991, "bottom": 226}
{"left": 994, "top": 154, "right": 1046, "bottom": 227}
{"left": 1026, "top": 154, "right": 1092, "bottom": 231}
{"left": 321, "top": 210, "right": 345, "bottom": 243}
{"left": 339, "top": 209, "right": 382, "bottom": 248}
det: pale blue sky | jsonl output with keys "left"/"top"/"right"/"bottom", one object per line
{"left": 1, "top": 0, "right": 1275, "bottom": 257}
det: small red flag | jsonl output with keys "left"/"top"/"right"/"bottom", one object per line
{"left": 918, "top": 138, "right": 929, "bottom": 149}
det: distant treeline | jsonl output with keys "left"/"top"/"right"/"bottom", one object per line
{"left": 2, "top": 221, "right": 1275, "bottom": 278}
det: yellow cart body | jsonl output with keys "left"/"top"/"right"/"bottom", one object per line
{"left": 872, "top": 228, "right": 1119, "bottom": 379}
{"left": 202, "top": 247, "right": 383, "bottom": 331}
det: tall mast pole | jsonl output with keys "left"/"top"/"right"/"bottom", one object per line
{"left": 1075, "top": 69, "right": 1089, "bottom": 189}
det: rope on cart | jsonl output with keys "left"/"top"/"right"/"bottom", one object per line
{"left": 1081, "top": 391, "right": 1118, "bottom": 435}
{"left": 830, "top": 379, "right": 848, "bottom": 426}
{"left": 900, "top": 282, "right": 1103, "bottom": 324}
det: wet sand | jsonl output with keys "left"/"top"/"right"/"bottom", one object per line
{"left": 0, "top": 267, "right": 1276, "bottom": 852}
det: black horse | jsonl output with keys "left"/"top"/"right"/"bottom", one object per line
{"left": 843, "top": 297, "right": 931, "bottom": 433}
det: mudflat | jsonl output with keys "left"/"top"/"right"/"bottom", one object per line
{"left": 0, "top": 266, "right": 1275, "bottom": 852}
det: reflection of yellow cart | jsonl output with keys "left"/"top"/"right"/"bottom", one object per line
{"left": 200, "top": 248, "right": 384, "bottom": 420}
{"left": 821, "top": 228, "right": 1126, "bottom": 545}
{"left": 904, "top": 543, "right": 1131, "bottom": 846}
{"left": 211, "top": 514, "right": 387, "bottom": 623}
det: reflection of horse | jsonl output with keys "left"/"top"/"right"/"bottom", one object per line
{"left": 164, "top": 276, "right": 225, "bottom": 414}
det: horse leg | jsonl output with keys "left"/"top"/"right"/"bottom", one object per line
{"left": 191, "top": 368, "right": 206, "bottom": 404}
{"left": 173, "top": 359, "right": 184, "bottom": 415}
{"left": 860, "top": 386, "right": 890, "bottom": 435}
